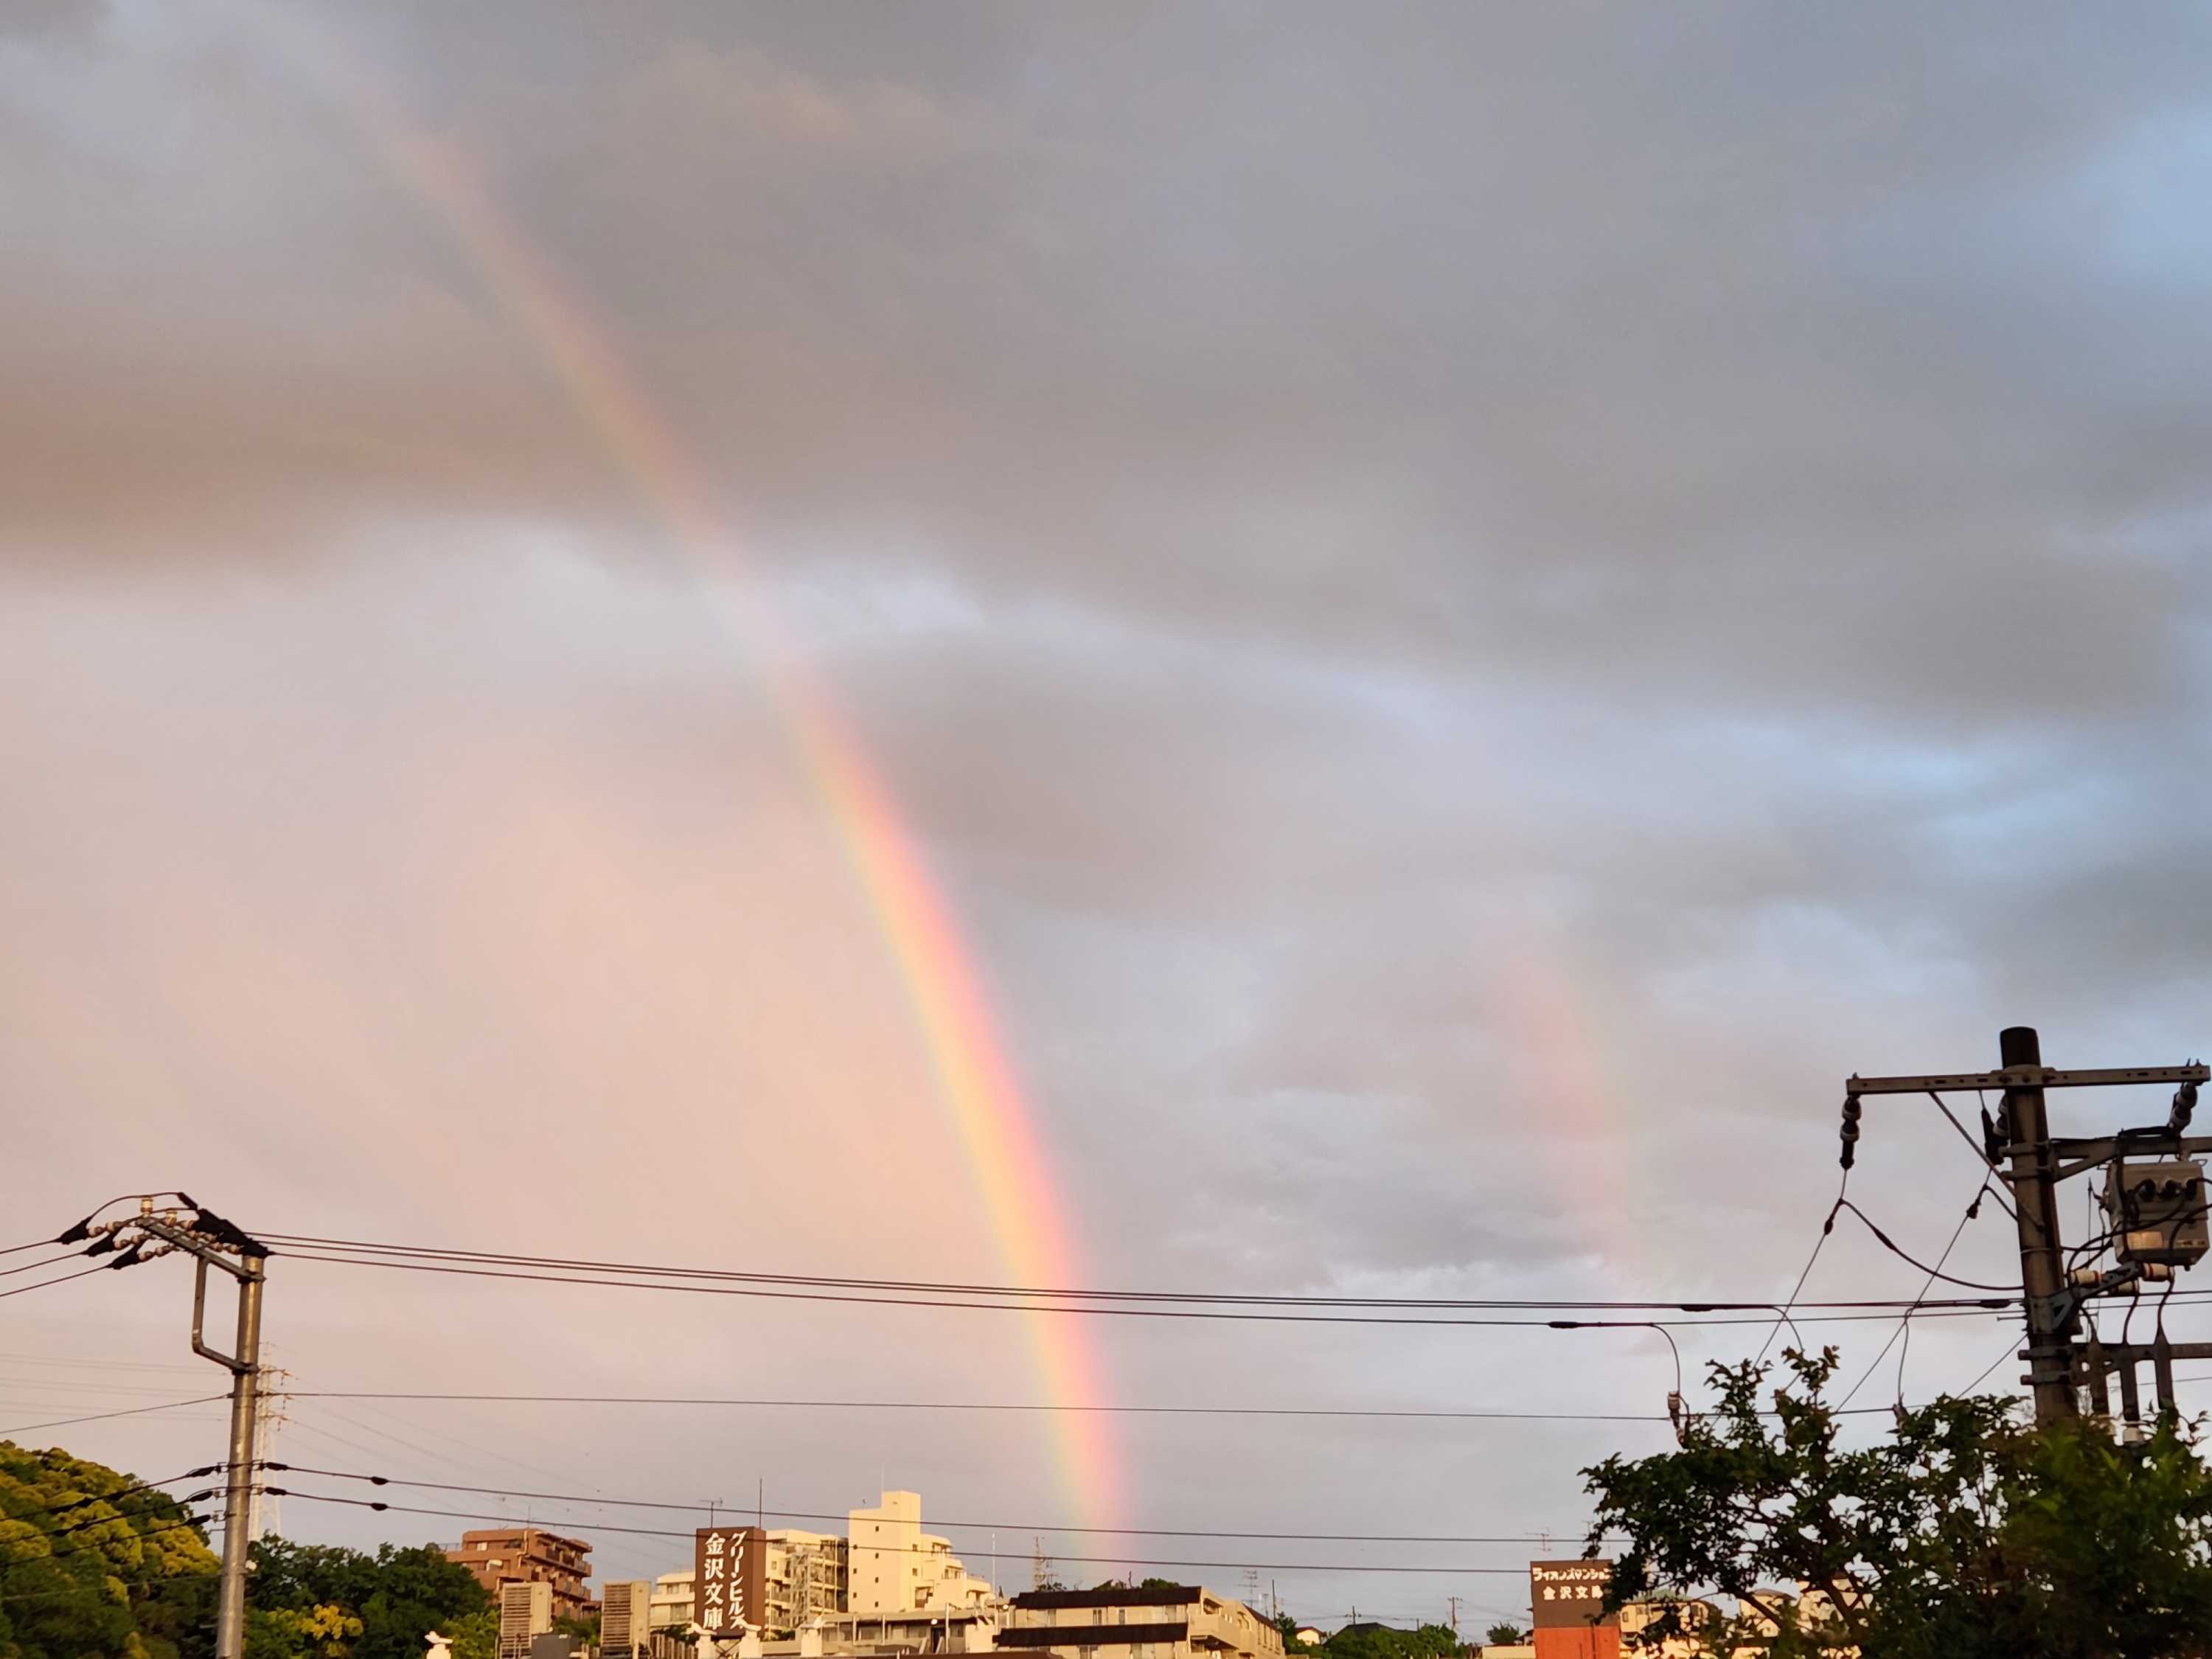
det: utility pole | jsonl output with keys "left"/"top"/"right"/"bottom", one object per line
{"left": 127, "top": 1200, "right": 269, "bottom": 1659}
{"left": 2000, "top": 1026, "right": 2079, "bottom": 1423}
{"left": 1446, "top": 1596, "right": 1459, "bottom": 1641}
{"left": 1844, "top": 1028, "right": 2211, "bottom": 1429}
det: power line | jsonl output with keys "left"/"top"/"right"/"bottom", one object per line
{"left": 1755, "top": 1171, "right": 1848, "bottom": 1363}
{"left": 1836, "top": 1180, "right": 1997, "bottom": 1410}
{"left": 1955, "top": 1338, "right": 2019, "bottom": 1398}
{"left": 0, "top": 1396, "right": 230, "bottom": 1436}
{"left": 0, "top": 1512, "right": 212, "bottom": 1575}
{"left": 282, "top": 1388, "right": 1915, "bottom": 1422}
{"left": 0, "top": 1253, "right": 86, "bottom": 1281}
{"left": 0, "top": 1265, "right": 114, "bottom": 1303}
{"left": 1832, "top": 1200, "right": 2014, "bottom": 1293}
{"left": 261, "top": 1233, "right": 2020, "bottom": 1316}
{"left": 264, "top": 1489, "right": 1537, "bottom": 1576}
{"left": 270, "top": 1250, "right": 2023, "bottom": 1329}
{"left": 260, "top": 1463, "right": 1619, "bottom": 1546}
{"left": 17, "top": 1467, "right": 223, "bottom": 1518}
{"left": 1922, "top": 1092, "right": 2020, "bottom": 1221}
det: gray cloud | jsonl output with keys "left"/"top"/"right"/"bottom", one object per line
{"left": 6, "top": 0, "right": 2212, "bottom": 1625}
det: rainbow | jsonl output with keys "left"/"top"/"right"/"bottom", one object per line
{"left": 256, "top": 16, "right": 1120, "bottom": 1531}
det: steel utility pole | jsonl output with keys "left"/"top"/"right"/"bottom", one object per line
{"left": 131, "top": 1203, "right": 269, "bottom": 1659}
{"left": 1845, "top": 1028, "right": 2211, "bottom": 1428}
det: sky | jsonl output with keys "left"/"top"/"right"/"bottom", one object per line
{"left": 7, "top": 0, "right": 2212, "bottom": 1632}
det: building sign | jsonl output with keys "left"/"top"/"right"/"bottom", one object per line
{"left": 1529, "top": 1560, "right": 1616, "bottom": 1629}
{"left": 694, "top": 1528, "right": 767, "bottom": 1634}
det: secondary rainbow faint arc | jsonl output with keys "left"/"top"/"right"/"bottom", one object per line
{"left": 292, "top": 52, "right": 1120, "bottom": 1528}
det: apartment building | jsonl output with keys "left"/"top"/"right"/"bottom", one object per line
{"left": 602, "top": 1581, "right": 654, "bottom": 1659}
{"left": 497, "top": 1582, "right": 555, "bottom": 1659}
{"left": 1003, "top": 1587, "right": 1283, "bottom": 1659}
{"left": 787, "top": 1610, "right": 1003, "bottom": 1656}
{"left": 447, "top": 1528, "right": 597, "bottom": 1621}
{"left": 768, "top": 1529, "right": 852, "bottom": 1627}
{"left": 847, "top": 1492, "right": 994, "bottom": 1615}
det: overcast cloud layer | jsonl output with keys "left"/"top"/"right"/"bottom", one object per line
{"left": 6, "top": 0, "right": 2212, "bottom": 1627}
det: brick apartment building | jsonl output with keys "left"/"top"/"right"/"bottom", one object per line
{"left": 446, "top": 1528, "right": 598, "bottom": 1621}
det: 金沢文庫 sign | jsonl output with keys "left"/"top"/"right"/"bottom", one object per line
{"left": 1528, "top": 1559, "right": 1616, "bottom": 1629}
{"left": 693, "top": 1527, "right": 767, "bottom": 1634}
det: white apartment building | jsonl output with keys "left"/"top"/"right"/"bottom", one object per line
{"left": 650, "top": 1570, "right": 696, "bottom": 1632}
{"left": 1003, "top": 1586, "right": 1283, "bottom": 1659}
{"left": 846, "top": 1492, "right": 995, "bottom": 1615}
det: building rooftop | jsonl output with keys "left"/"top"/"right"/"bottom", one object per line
{"left": 1011, "top": 1587, "right": 1202, "bottom": 1610}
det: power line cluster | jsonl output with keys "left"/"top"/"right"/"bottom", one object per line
{"left": 254, "top": 1231, "right": 2034, "bottom": 1330}
{"left": 257, "top": 1461, "right": 1608, "bottom": 1547}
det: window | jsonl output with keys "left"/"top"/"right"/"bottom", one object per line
{"left": 1093, "top": 1612, "right": 1105, "bottom": 1627}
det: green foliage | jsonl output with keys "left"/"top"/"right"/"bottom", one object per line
{"left": 1583, "top": 1346, "right": 2212, "bottom": 1658}
{"left": 0, "top": 1438, "right": 220, "bottom": 1659}
{"left": 246, "top": 1539, "right": 488, "bottom": 1659}
{"left": 245, "top": 1605, "right": 363, "bottom": 1659}
{"left": 1321, "top": 1622, "right": 1460, "bottom": 1659}
{"left": 443, "top": 1608, "right": 495, "bottom": 1659}
{"left": 1480, "top": 1624, "right": 1528, "bottom": 1647}
{"left": 549, "top": 1613, "right": 597, "bottom": 1645}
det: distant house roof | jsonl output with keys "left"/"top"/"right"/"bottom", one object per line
{"left": 1011, "top": 1587, "right": 1203, "bottom": 1611}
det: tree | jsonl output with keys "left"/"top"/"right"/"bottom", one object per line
{"left": 1321, "top": 1623, "right": 1460, "bottom": 1659}
{"left": 246, "top": 1539, "right": 488, "bottom": 1659}
{"left": 1582, "top": 1346, "right": 2212, "bottom": 1658}
{"left": 0, "top": 1439, "right": 220, "bottom": 1659}
{"left": 549, "top": 1612, "right": 597, "bottom": 1646}
{"left": 444, "top": 1608, "right": 496, "bottom": 1659}
{"left": 246, "top": 1605, "right": 364, "bottom": 1659}
{"left": 1480, "top": 1625, "right": 1528, "bottom": 1647}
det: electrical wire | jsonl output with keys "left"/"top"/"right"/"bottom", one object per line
{"left": 41, "top": 1492, "right": 219, "bottom": 1541}
{"left": 1832, "top": 1200, "right": 2014, "bottom": 1293}
{"left": 21, "top": 1467, "right": 223, "bottom": 1517}
{"left": 0, "top": 1512, "right": 212, "bottom": 1576}
{"left": 1835, "top": 1181, "right": 1994, "bottom": 1410}
{"left": 0, "top": 1265, "right": 114, "bottom": 1303}
{"left": 259, "top": 1463, "right": 1621, "bottom": 1546}
{"left": 1755, "top": 1171, "right": 1848, "bottom": 1363}
{"left": 1927, "top": 1093, "right": 2020, "bottom": 1221}
{"left": 260, "top": 1234, "right": 2027, "bottom": 1314}
{"left": 0, "top": 1253, "right": 86, "bottom": 1281}
{"left": 282, "top": 1388, "right": 1913, "bottom": 1422}
{"left": 270, "top": 1248, "right": 2016, "bottom": 1329}
{"left": 1955, "top": 1339, "right": 2017, "bottom": 1398}
{"left": 264, "top": 1489, "right": 1539, "bottom": 1576}
{"left": 0, "top": 1396, "right": 229, "bottom": 1436}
